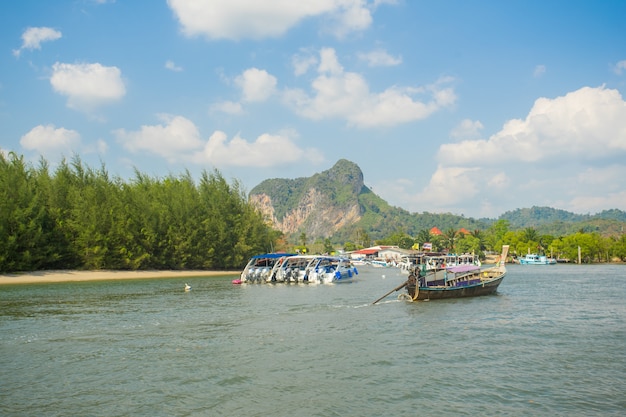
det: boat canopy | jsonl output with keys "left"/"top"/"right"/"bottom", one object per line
{"left": 250, "top": 253, "right": 296, "bottom": 259}
{"left": 446, "top": 264, "right": 481, "bottom": 274}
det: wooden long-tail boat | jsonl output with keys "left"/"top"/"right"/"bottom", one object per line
{"left": 402, "top": 245, "right": 509, "bottom": 301}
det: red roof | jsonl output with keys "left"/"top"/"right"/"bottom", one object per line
{"left": 430, "top": 227, "right": 442, "bottom": 235}
{"left": 458, "top": 228, "right": 470, "bottom": 235}
{"left": 353, "top": 248, "right": 378, "bottom": 255}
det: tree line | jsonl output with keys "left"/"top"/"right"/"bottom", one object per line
{"left": 0, "top": 153, "right": 280, "bottom": 273}
{"left": 346, "top": 219, "right": 626, "bottom": 263}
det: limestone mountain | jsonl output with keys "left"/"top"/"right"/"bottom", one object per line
{"left": 248, "top": 160, "right": 626, "bottom": 243}
{"left": 249, "top": 159, "right": 486, "bottom": 242}
{"left": 249, "top": 159, "right": 366, "bottom": 240}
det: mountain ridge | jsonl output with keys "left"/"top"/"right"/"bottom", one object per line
{"left": 249, "top": 159, "right": 626, "bottom": 242}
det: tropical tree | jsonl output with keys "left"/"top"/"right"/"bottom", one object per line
{"left": 442, "top": 228, "right": 458, "bottom": 252}
{"left": 323, "top": 238, "right": 334, "bottom": 254}
{"left": 353, "top": 228, "right": 371, "bottom": 248}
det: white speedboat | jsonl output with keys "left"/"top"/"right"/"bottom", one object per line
{"left": 240, "top": 253, "right": 295, "bottom": 283}
{"left": 270, "top": 255, "right": 358, "bottom": 284}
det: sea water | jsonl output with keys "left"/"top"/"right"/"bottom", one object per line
{"left": 1, "top": 264, "right": 625, "bottom": 416}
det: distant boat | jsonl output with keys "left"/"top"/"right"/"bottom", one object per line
{"left": 370, "top": 259, "right": 391, "bottom": 268}
{"left": 518, "top": 254, "right": 557, "bottom": 265}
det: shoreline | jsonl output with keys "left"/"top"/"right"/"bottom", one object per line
{"left": 0, "top": 269, "right": 239, "bottom": 285}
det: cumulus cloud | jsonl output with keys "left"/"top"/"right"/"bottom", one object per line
{"left": 235, "top": 68, "right": 277, "bottom": 102}
{"left": 357, "top": 48, "right": 402, "bottom": 67}
{"left": 113, "top": 115, "right": 204, "bottom": 162}
{"left": 613, "top": 60, "right": 626, "bottom": 75}
{"left": 114, "top": 115, "right": 323, "bottom": 168}
{"left": 283, "top": 47, "right": 456, "bottom": 128}
{"left": 13, "top": 27, "right": 61, "bottom": 57}
{"left": 192, "top": 130, "right": 324, "bottom": 167}
{"left": 439, "top": 86, "right": 626, "bottom": 165}
{"left": 450, "top": 119, "right": 484, "bottom": 140}
{"left": 20, "top": 124, "right": 81, "bottom": 156}
{"left": 407, "top": 86, "right": 626, "bottom": 216}
{"left": 166, "top": 0, "right": 387, "bottom": 40}
{"left": 292, "top": 50, "right": 319, "bottom": 76}
{"left": 50, "top": 62, "right": 126, "bottom": 111}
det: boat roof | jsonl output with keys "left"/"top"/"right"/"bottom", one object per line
{"left": 447, "top": 264, "right": 481, "bottom": 273}
{"left": 250, "top": 253, "right": 296, "bottom": 259}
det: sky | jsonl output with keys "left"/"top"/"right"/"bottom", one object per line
{"left": 1, "top": 0, "right": 625, "bottom": 219}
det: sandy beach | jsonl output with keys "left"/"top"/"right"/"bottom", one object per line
{"left": 0, "top": 269, "right": 239, "bottom": 285}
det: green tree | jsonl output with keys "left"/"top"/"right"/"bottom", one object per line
{"left": 343, "top": 241, "right": 357, "bottom": 252}
{"left": 299, "top": 232, "right": 308, "bottom": 247}
{"left": 442, "top": 228, "right": 458, "bottom": 252}
{"left": 323, "top": 238, "right": 334, "bottom": 254}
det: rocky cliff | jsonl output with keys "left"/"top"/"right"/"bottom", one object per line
{"left": 249, "top": 159, "right": 365, "bottom": 239}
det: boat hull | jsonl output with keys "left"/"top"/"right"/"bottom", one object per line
{"left": 519, "top": 260, "right": 556, "bottom": 265}
{"left": 404, "top": 245, "right": 509, "bottom": 301}
{"left": 408, "top": 275, "right": 504, "bottom": 300}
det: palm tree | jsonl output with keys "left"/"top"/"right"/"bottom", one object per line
{"left": 471, "top": 229, "right": 486, "bottom": 251}
{"left": 523, "top": 227, "right": 539, "bottom": 242}
{"left": 416, "top": 229, "right": 431, "bottom": 246}
{"left": 443, "top": 228, "right": 458, "bottom": 252}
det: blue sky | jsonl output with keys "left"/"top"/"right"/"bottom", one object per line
{"left": 1, "top": 0, "right": 625, "bottom": 219}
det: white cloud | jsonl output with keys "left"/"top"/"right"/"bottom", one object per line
{"left": 357, "top": 48, "right": 402, "bottom": 67}
{"left": 193, "top": 130, "right": 324, "bottom": 167}
{"left": 414, "top": 165, "right": 481, "bottom": 209}
{"left": 292, "top": 50, "right": 318, "bottom": 76}
{"left": 450, "top": 119, "right": 484, "bottom": 140}
{"left": 113, "top": 114, "right": 204, "bottom": 161}
{"left": 114, "top": 115, "right": 323, "bottom": 168}
{"left": 322, "top": 1, "right": 372, "bottom": 39}
{"left": 20, "top": 124, "right": 81, "bottom": 155}
{"left": 613, "top": 60, "right": 626, "bottom": 75}
{"left": 13, "top": 27, "right": 61, "bottom": 57}
{"left": 165, "top": 60, "right": 183, "bottom": 72}
{"left": 400, "top": 85, "right": 626, "bottom": 217}
{"left": 439, "top": 86, "right": 626, "bottom": 165}
{"left": 235, "top": 68, "right": 277, "bottom": 102}
{"left": 283, "top": 48, "right": 456, "bottom": 128}
{"left": 50, "top": 62, "right": 126, "bottom": 111}
{"left": 166, "top": 0, "right": 386, "bottom": 40}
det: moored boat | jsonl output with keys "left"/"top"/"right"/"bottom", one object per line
{"left": 397, "top": 252, "right": 481, "bottom": 274}
{"left": 518, "top": 253, "right": 556, "bottom": 265}
{"left": 240, "top": 254, "right": 358, "bottom": 284}
{"left": 404, "top": 245, "right": 508, "bottom": 301}
{"left": 239, "top": 253, "right": 295, "bottom": 283}
{"left": 373, "top": 245, "right": 509, "bottom": 304}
